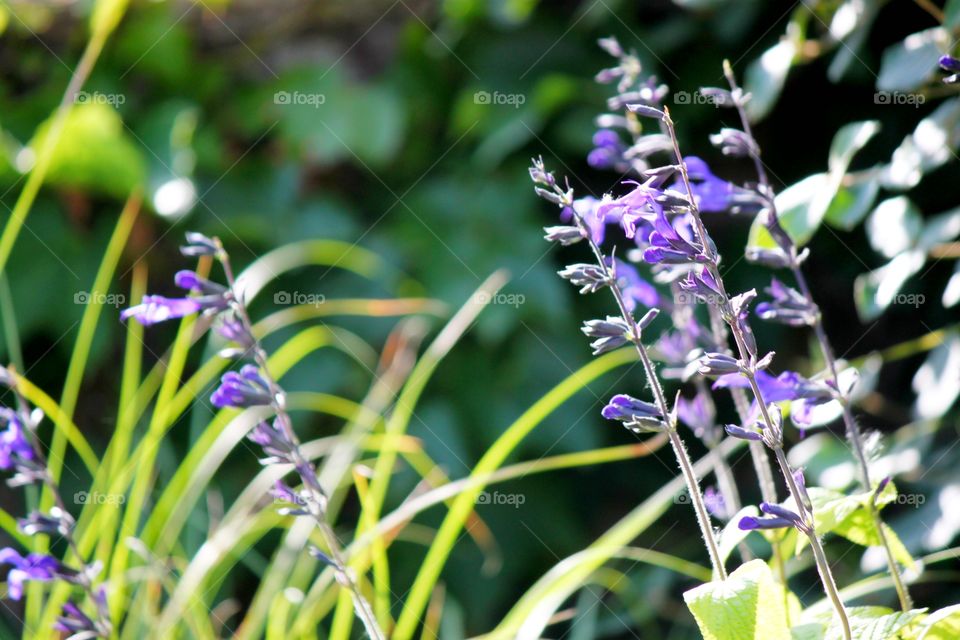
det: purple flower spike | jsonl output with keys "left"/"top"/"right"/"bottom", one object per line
{"left": 211, "top": 365, "right": 273, "bottom": 408}
{"left": 120, "top": 295, "right": 203, "bottom": 326}
{"left": 0, "top": 549, "right": 63, "bottom": 600}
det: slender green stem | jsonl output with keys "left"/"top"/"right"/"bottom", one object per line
{"left": 218, "top": 247, "right": 385, "bottom": 640}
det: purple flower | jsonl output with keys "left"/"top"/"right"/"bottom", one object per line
{"left": 0, "top": 410, "right": 34, "bottom": 470}
{"left": 561, "top": 196, "right": 621, "bottom": 246}
{"left": 581, "top": 316, "right": 632, "bottom": 355}
{"left": 756, "top": 279, "right": 817, "bottom": 327}
{"left": 703, "top": 486, "right": 728, "bottom": 519}
{"left": 0, "top": 549, "right": 63, "bottom": 600}
{"left": 713, "top": 370, "right": 834, "bottom": 428}
{"left": 601, "top": 394, "right": 661, "bottom": 421}
{"left": 211, "top": 365, "right": 273, "bottom": 408}
{"left": 248, "top": 419, "right": 295, "bottom": 465}
{"left": 677, "top": 393, "right": 714, "bottom": 438}
{"left": 610, "top": 259, "right": 659, "bottom": 312}
{"left": 713, "top": 370, "right": 831, "bottom": 404}
{"left": 602, "top": 394, "right": 664, "bottom": 433}
{"left": 671, "top": 157, "right": 736, "bottom": 213}
{"left": 738, "top": 515, "right": 793, "bottom": 531}
{"left": 587, "top": 129, "right": 626, "bottom": 169}
{"left": 670, "top": 156, "right": 764, "bottom": 214}
{"left": 120, "top": 295, "right": 203, "bottom": 326}
{"left": 642, "top": 208, "right": 706, "bottom": 265}
{"left": 595, "top": 179, "right": 663, "bottom": 239}
{"left": 174, "top": 270, "right": 227, "bottom": 296}
{"left": 940, "top": 55, "right": 960, "bottom": 84}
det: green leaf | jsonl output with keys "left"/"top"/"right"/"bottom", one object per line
{"left": 744, "top": 38, "right": 798, "bottom": 123}
{"left": 683, "top": 559, "right": 792, "bottom": 640}
{"left": 883, "top": 98, "right": 960, "bottom": 190}
{"left": 943, "top": 263, "right": 960, "bottom": 308}
{"left": 912, "top": 331, "right": 960, "bottom": 420}
{"left": 823, "top": 174, "right": 879, "bottom": 230}
{"left": 877, "top": 27, "right": 948, "bottom": 92}
{"left": 865, "top": 197, "right": 923, "bottom": 259}
{"left": 828, "top": 607, "right": 925, "bottom": 640}
{"left": 918, "top": 604, "right": 960, "bottom": 640}
{"left": 853, "top": 250, "right": 926, "bottom": 322}
{"left": 748, "top": 173, "right": 829, "bottom": 249}
{"left": 29, "top": 103, "right": 145, "bottom": 198}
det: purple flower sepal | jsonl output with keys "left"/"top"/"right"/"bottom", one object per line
{"left": 755, "top": 279, "right": 817, "bottom": 327}
{"left": 211, "top": 365, "right": 274, "bottom": 409}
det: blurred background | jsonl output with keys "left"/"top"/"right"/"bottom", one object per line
{"left": 0, "top": 0, "right": 958, "bottom": 637}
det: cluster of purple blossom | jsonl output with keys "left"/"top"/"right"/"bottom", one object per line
{"left": 0, "top": 377, "right": 111, "bottom": 638}
{"left": 530, "top": 36, "right": 928, "bottom": 636}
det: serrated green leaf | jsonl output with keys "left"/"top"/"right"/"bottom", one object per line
{"left": 683, "top": 559, "right": 791, "bottom": 640}
{"left": 827, "top": 607, "right": 925, "bottom": 640}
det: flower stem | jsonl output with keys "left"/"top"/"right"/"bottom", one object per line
{"left": 561, "top": 190, "right": 727, "bottom": 581}
{"left": 217, "top": 248, "right": 385, "bottom": 640}
{"left": 721, "top": 61, "right": 911, "bottom": 611}
{"left": 662, "top": 109, "right": 850, "bottom": 632}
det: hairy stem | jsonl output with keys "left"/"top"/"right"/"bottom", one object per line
{"left": 562, "top": 192, "right": 727, "bottom": 580}
{"left": 662, "top": 108, "right": 850, "bottom": 634}
{"left": 722, "top": 60, "right": 911, "bottom": 611}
